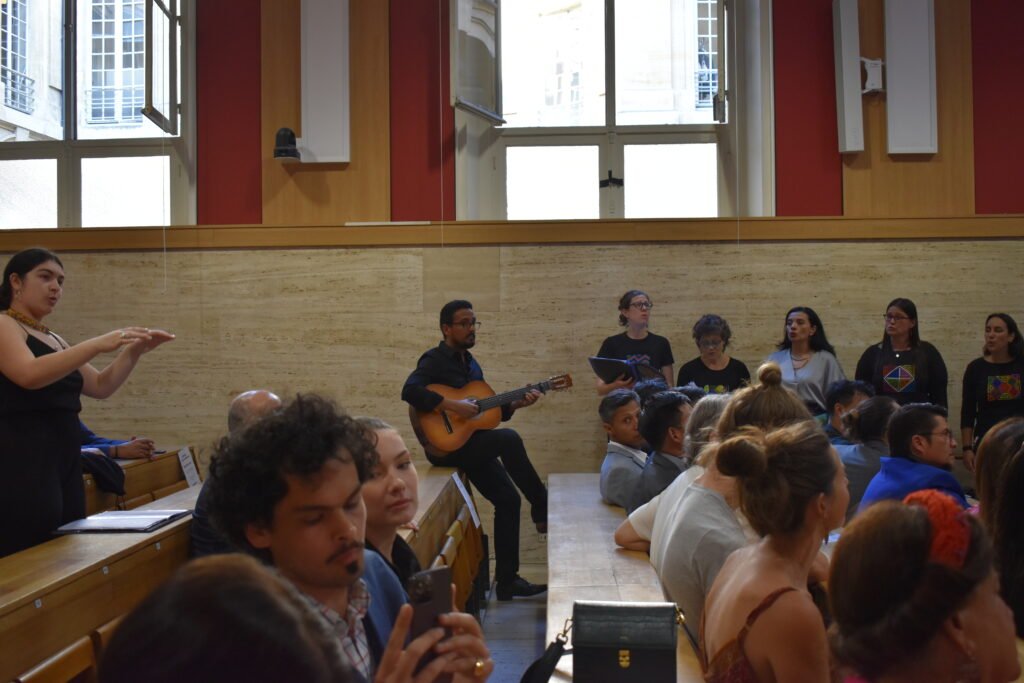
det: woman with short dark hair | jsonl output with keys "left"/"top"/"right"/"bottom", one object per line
{"left": 855, "top": 297, "right": 948, "bottom": 407}
{"left": 676, "top": 314, "right": 750, "bottom": 394}
{"left": 960, "top": 313, "right": 1024, "bottom": 471}
{"left": 594, "top": 289, "right": 675, "bottom": 395}
{"left": 830, "top": 491, "right": 1020, "bottom": 683}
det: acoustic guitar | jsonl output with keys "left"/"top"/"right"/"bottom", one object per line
{"left": 409, "top": 374, "right": 573, "bottom": 455}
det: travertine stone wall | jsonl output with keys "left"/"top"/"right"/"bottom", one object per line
{"left": 13, "top": 240, "right": 1020, "bottom": 564}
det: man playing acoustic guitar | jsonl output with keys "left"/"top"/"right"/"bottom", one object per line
{"left": 402, "top": 300, "right": 548, "bottom": 600}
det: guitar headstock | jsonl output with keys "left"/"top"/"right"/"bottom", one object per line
{"left": 546, "top": 374, "right": 573, "bottom": 391}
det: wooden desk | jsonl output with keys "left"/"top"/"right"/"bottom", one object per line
{"left": 0, "top": 486, "right": 200, "bottom": 682}
{"left": 546, "top": 474, "right": 703, "bottom": 682}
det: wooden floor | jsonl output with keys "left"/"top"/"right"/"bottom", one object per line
{"left": 479, "top": 564, "right": 548, "bottom": 682}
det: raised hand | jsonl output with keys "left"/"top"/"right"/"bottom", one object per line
{"left": 126, "top": 328, "right": 175, "bottom": 355}
{"left": 93, "top": 327, "right": 156, "bottom": 353}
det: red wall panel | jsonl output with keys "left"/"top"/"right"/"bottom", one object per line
{"left": 772, "top": 0, "right": 843, "bottom": 216}
{"left": 196, "top": 0, "right": 262, "bottom": 225}
{"left": 389, "top": 0, "right": 456, "bottom": 221}
{"left": 972, "top": 1, "right": 1024, "bottom": 214}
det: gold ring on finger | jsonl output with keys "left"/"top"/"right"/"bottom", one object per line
{"left": 473, "top": 659, "right": 486, "bottom": 678}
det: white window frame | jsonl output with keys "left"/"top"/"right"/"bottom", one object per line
{"left": 496, "top": 0, "right": 729, "bottom": 220}
{"left": 0, "top": 0, "right": 195, "bottom": 228}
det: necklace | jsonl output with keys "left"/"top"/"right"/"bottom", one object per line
{"left": 4, "top": 308, "right": 50, "bottom": 334}
{"left": 790, "top": 351, "right": 811, "bottom": 369}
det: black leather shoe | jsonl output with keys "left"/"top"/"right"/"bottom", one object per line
{"left": 496, "top": 576, "right": 548, "bottom": 601}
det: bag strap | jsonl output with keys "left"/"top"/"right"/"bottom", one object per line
{"left": 519, "top": 619, "right": 572, "bottom": 683}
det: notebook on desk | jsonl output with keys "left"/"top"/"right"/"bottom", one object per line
{"left": 56, "top": 510, "right": 192, "bottom": 534}
{"left": 588, "top": 356, "right": 664, "bottom": 384}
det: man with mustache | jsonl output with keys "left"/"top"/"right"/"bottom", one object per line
{"left": 402, "top": 300, "right": 548, "bottom": 601}
{"left": 205, "top": 393, "right": 493, "bottom": 681}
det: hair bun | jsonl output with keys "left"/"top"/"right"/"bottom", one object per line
{"left": 716, "top": 428, "right": 769, "bottom": 479}
{"left": 757, "top": 362, "right": 783, "bottom": 387}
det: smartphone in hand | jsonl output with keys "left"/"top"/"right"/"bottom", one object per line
{"left": 408, "top": 566, "right": 453, "bottom": 682}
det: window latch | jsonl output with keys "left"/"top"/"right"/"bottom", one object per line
{"left": 599, "top": 170, "right": 624, "bottom": 188}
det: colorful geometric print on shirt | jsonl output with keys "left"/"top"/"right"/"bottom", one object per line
{"left": 987, "top": 374, "right": 1022, "bottom": 401}
{"left": 883, "top": 364, "right": 916, "bottom": 394}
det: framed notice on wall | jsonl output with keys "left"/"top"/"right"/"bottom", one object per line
{"left": 450, "top": 0, "right": 505, "bottom": 125}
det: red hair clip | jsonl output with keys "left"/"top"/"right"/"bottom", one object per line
{"left": 903, "top": 490, "right": 970, "bottom": 570}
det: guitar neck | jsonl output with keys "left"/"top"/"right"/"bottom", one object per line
{"left": 476, "top": 381, "right": 550, "bottom": 412}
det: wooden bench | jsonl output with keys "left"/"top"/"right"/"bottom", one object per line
{"left": 546, "top": 473, "right": 703, "bottom": 682}
{"left": 83, "top": 448, "right": 196, "bottom": 516}
{"left": 400, "top": 466, "right": 486, "bottom": 613}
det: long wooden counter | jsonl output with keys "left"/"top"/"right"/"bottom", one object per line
{"left": 0, "top": 485, "right": 200, "bottom": 682}
{"left": 546, "top": 473, "right": 702, "bottom": 682}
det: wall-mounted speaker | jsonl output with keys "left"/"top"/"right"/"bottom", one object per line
{"left": 884, "top": 0, "right": 937, "bottom": 154}
{"left": 297, "top": 0, "right": 351, "bottom": 163}
{"left": 833, "top": 0, "right": 864, "bottom": 153}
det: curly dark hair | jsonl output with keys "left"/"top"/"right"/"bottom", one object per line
{"left": 205, "top": 394, "right": 378, "bottom": 558}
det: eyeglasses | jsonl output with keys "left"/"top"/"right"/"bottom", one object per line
{"left": 883, "top": 314, "right": 911, "bottom": 322}
{"left": 629, "top": 301, "right": 653, "bottom": 311}
{"left": 451, "top": 320, "right": 481, "bottom": 330}
{"left": 698, "top": 339, "right": 724, "bottom": 349}
{"left": 921, "top": 428, "right": 954, "bottom": 440}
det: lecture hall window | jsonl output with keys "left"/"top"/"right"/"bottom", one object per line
{"left": 0, "top": 0, "right": 194, "bottom": 229}
{"left": 500, "top": 0, "right": 725, "bottom": 220}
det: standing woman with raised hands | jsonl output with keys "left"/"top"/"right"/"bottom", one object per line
{"left": 766, "top": 306, "right": 845, "bottom": 415}
{"left": 594, "top": 289, "right": 675, "bottom": 395}
{"left": 700, "top": 419, "right": 849, "bottom": 682}
{"left": 855, "top": 297, "right": 948, "bottom": 407}
{"left": 960, "top": 313, "right": 1024, "bottom": 471}
{"left": 0, "top": 248, "right": 174, "bottom": 557}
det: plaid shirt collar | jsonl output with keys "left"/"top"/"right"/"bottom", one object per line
{"left": 293, "top": 577, "right": 374, "bottom": 679}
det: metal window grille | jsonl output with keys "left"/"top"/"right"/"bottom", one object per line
{"left": 695, "top": 0, "right": 717, "bottom": 109}
{"left": 1, "top": 0, "right": 34, "bottom": 114}
{"left": 88, "top": 0, "right": 144, "bottom": 125}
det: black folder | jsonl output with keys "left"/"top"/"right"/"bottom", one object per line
{"left": 588, "top": 356, "right": 663, "bottom": 384}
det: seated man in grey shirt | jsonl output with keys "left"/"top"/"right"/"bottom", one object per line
{"left": 627, "top": 391, "right": 693, "bottom": 513}
{"left": 598, "top": 389, "right": 647, "bottom": 507}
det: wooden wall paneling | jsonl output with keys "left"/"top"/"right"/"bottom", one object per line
{"left": 260, "top": 0, "right": 390, "bottom": 225}
{"left": 6, "top": 216, "right": 1024, "bottom": 253}
{"left": 842, "top": 0, "right": 974, "bottom": 217}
